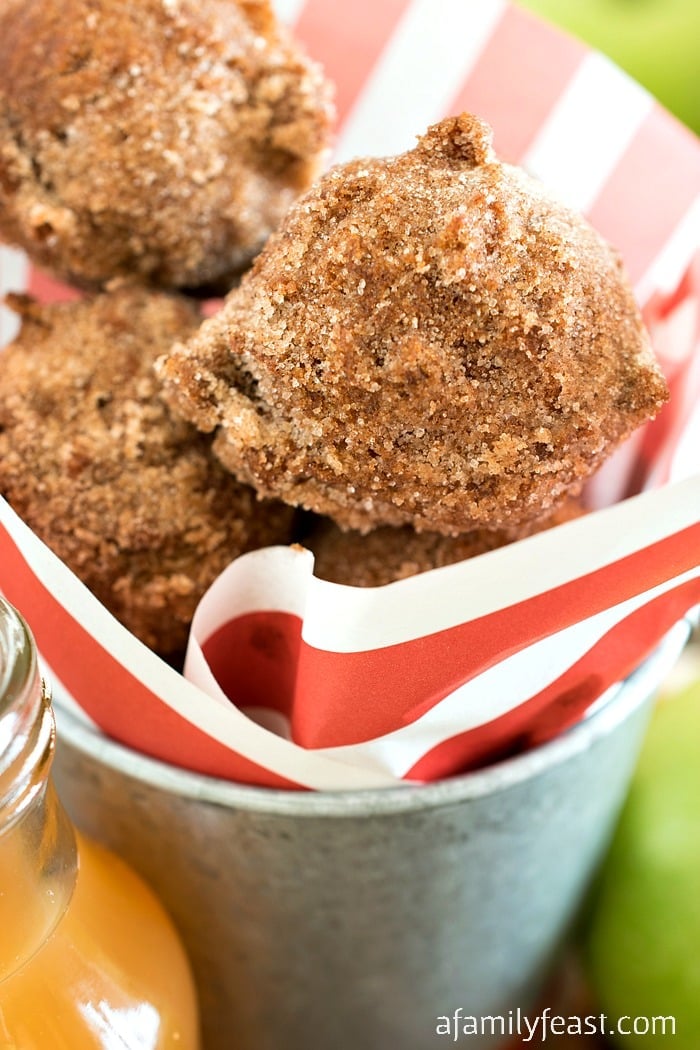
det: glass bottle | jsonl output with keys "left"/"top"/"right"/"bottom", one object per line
{"left": 0, "top": 596, "right": 201, "bottom": 1048}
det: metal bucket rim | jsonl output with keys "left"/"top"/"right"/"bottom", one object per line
{"left": 53, "top": 619, "right": 691, "bottom": 818}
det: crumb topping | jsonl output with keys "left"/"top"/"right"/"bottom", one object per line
{"left": 0, "top": 0, "right": 334, "bottom": 290}
{"left": 0, "top": 287, "right": 293, "bottom": 656}
{"left": 158, "top": 114, "right": 667, "bottom": 535}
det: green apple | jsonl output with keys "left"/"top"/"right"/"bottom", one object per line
{"left": 580, "top": 675, "right": 700, "bottom": 1047}
{"left": 517, "top": 0, "right": 700, "bottom": 136}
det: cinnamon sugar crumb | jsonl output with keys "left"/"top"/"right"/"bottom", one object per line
{"left": 0, "top": 0, "right": 334, "bottom": 291}
{"left": 0, "top": 287, "right": 294, "bottom": 657}
{"left": 158, "top": 113, "right": 669, "bottom": 535}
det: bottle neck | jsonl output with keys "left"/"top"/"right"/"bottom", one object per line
{"left": 0, "top": 599, "right": 78, "bottom": 980}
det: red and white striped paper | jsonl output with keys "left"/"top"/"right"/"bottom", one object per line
{"left": 1, "top": 0, "right": 699, "bottom": 788}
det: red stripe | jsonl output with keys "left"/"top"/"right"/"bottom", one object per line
{"left": 587, "top": 105, "right": 700, "bottom": 287}
{"left": 3, "top": 510, "right": 697, "bottom": 785}
{"left": 643, "top": 255, "right": 700, "bottom": 335}
{"left": 288, "top": 524, "right": 700, "bottom": 747}
{"left": 203, "top": 611, "right": 302, "bottom": 718}
{"left": 405, "top": 578, "right": 699, "bottom": 782}
{"left": 0, "top": 521, "right": 304, "bottom": 789}
{"left": 26, "top": 267, "right": 82, "bottom": 304}
{"left": 294, "top": 0, "right": 412, "bottom": 130}
{"left": 447, "top": 6, "right": 585, "bottom": 163}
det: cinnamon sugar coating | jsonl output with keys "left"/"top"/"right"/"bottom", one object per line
{"left": 0, "top": 0, "right": 333, "bottom": 291}
{"left": 0, "top": 288, "right": 293, "bottom": 657}
{"left": 308, "top": 499, "right": 584, "bottom": 588}
{"left": 158, "top": 114, "right": 668, "bottom": 535}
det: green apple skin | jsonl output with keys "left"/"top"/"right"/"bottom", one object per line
{"left": 517, "top": 0, "right": 700, "bottom": 136}
{"left": 581, "top": 679, "right": 700, "bottom": 1048}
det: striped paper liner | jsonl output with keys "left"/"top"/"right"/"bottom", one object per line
{"left": 1, "top": 0, "right": 699, "bottom": 788}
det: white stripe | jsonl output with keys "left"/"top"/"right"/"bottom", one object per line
{"left": 189, "top": 544, "right": 314, "bottom": 640}
{"left": 0, "top": 247, "right": 29, "bottom": 347}
{"left": 333, "top": 0, "right": 506, "bottom": 163}
{"left": 3, "top": 483, "right": 697, "bottom": 787}
{"left": 0, "top": 496, "right": 399, "bottom": 790}
{"left": 635, "top": 194, "right": 700, "bottom": 305}
{"left": 669, "top": 373, "right": 700, "bottom": 486}
{"left": 271, "top": 0, "right": 306, "bottom": 26}
{"left": 318, "top": 566, "right": 699, "bottom": 778}
{"left": 522, "top": 51, "right": 653, "bottom": 214}
{"left": 302, "top": 474, "right": 700, "bottom": 651}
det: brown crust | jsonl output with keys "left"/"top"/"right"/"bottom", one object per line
{"left": 307, "top": 499, "right": 585, "bottom": 587}
{"left": 158, "top": 113, "right": 668, "bottom": 535}
{"left": 0, "top": 287, "right": 294, "bottom": 656}
{"left": 0, "top": 0, "right": 334, "bottom": 290}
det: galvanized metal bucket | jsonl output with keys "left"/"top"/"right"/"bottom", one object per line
{"left": 52, "top": 620, "right": 690, "bottom": 1050}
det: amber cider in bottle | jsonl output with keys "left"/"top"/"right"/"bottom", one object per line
{"left": 0, "top": 596, "right": 201, "bottom": 1048}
